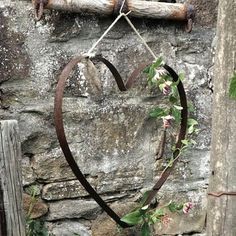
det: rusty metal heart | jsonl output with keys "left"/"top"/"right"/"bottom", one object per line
{"left": 54, "top": 55, "right": 187, "bottom": 227}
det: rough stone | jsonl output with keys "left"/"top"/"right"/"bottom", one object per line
{"left": 91, "top": 201, "right": 140, "bottom": 236}
{"left": 21, "top": 154, "right": 36, "bottom": 186}
{"left": 49, "top": 221, "right": 91, "bottom": 236}
{"left": 42, "top": 179, "right": 95, "bottom": 200}
{"left": 153, "top": 189, "right": 207, "bottom": 235}
{"left": 47, "top": 199, "right": 101, "bottom": 221}
{"left": 32, "top": 150, "right": 75, "bottom": 183}
{"left": 23, "top": 193, "right": 49, "bottom": 219}
{"left": 0, "top": 7, "right": 30, "bottom": 84}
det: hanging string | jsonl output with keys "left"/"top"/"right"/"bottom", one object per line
{"left": 85, "top": 11, "right": 131, "bottom": 57}
{"left": 84, "top": 0, "right": 158, "bottom": 61}
{"left": 123, "top": 14, "right": 157, "bottom": 60}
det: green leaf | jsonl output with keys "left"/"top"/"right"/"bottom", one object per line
{"left": 143, "top": 65, "right": 151, "bottom": 74}
{"left": 188, "top": 118, "right": 198, "bottom": 126}
{"left": 159, "top": 83, "right": 165, "bottom": 91}
{"left": 168, "top": 202, "right": 183, "bottom": 212}
{"left": 172, "top": 77, "right": 180, "bottom": 86}
{"left": 153, "top": 57, "right": 163, "bottom": 69}
{"left": 171, "top": 85, "right": 178, "bottom": 98}
{"left": 149, "top": 107, "right": 167, "bottom": 119}
{"left": 170, "top": 106, "right": 181, "bottom": 123}
{"left": 173, "top": 105, "right": 183, "bottom": 110}
{"left": 181, "top": 139, "right": 189, "bottom": 146}
{"left": 26, "top": 219, "right": 48, "bottom": 236}
{"left": 148, "top": 66, "right": 155, "bottom": 80}
{"left": 190, "top": 139, "right": 197, "bottom": 145}
{"left": 169, "top": 95, "right": 178, "bottom": 103}
{"left": 121, "top": 209, "right": 143, "bottom": 225}
{"left": 178, "top": 73, "right": 185, "bottom": 81}
{"left": 229, "top": 71, "right": 236, "bottom": 99}
{"left": 188, "top": 125, "right": 194, "bottom": 134}
{"left": 153, "top": 208, "right": 164, "bottom": 217}
{"left": 149, "top": 208, "right": 164, "bottom": 224}
{"left": 140, "top": 191, "right": 151, "bottom": 205}
{"left": 187, "top": 118, "right": 198, "bottom": 134}
{"left": 141, "top": 222, "right": 151, "bottom": 236}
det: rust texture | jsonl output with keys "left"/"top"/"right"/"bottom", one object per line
{"left": 208, "top": 192, "right": 236, "bottom": 197}
{"left": 54, "top": 55, "right": 188, "bottom": 227}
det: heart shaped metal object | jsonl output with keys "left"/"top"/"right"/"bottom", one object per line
{"left": 54, "top": 55, "right": 187, "bottom": 227}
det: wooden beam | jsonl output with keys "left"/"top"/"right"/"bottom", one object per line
{"left": 0, "top": 120, "right": 25, "bottom": 236}
{"left": 207, "top": 0, "right": 236, "bottom": 235}
{"left": 32, "top": 0, "right": 193, "bottom": 21}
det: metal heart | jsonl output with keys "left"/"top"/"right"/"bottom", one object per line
{"left": 54, "top": 55, "right": 187, "bottom": 228}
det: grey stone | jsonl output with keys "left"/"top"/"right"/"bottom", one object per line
{"left": 32, "top": 149, "right": 75, "bottom": 183}
{"left": 91, "top": 201, "right": 139, "bottom": 236}
{"left": 47, "top": 199, "right": 101, "bottom": 221}
{"left": 23, "top": 193, "right": 49, "bottom": 219}
{"left": 49, "top": 221, "right": 91, "bottom": 236}
{"left": 21, "top": 155, "right": 36, "bottom": 186}
{"left": 153, "top": 189, "right": 207, "bottom": 235}
{"left": 42, "top": 179, "right": 95, "bottom": 200}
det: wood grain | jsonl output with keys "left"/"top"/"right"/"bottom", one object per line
{"left": 0, "top": 120, "right": 25, "bottom": 236}
{"left": 33, "top": 0, "right": 189, "bottom": 20}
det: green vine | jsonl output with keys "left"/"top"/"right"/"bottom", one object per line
{"left": 25, "top": 186, "right": 48, "bottom": 236}
{"left": 120, "top": 58, "right": 198, "bottom": 235}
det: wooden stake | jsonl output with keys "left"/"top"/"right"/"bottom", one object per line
{"left": 0, "top": 120, "right": 25, "bottom": 236}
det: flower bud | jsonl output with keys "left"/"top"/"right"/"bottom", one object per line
{"left": 162, "top": 115, "right": 174, "bottom": 128}
{"left": 183, "top": 202, "right": 193, "bottom": 214}
{"left": 162, "top": 82, "right": 172, "bottom": 95}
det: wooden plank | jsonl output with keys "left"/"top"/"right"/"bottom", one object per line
{"left": 206, "top": 0, "right": 236, "bottom": 235}
{"left": 128, "top": 1, "right": 187, "bottom": 20}
{"left": 0, "top": 120, "right": 25, "bottom": 236}
{"left": 0, "top": 184, "right": 7, "bottom": 236}
{"left": 33, "top": 0, "right": 189, "bottom": 21}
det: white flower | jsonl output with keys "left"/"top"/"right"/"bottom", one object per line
{"left": 162, "top": 115, "right": 174, "bottom": 128}
{"left": 183, "top": 202, "right": 193, "bottom": 214}
{"left": 152, "top": 68, "right": 167, "bottom": 81}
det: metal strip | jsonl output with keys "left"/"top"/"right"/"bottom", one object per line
{"left": 91, "top": 56, "right": 127, "bottom": 91}
{"left": 208, "top": 192, "right": 236, "bottom": 197}
{"left": 54, "top": 56, "right": 129, "bottom": 227}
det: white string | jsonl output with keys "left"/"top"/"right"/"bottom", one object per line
{"left": 123, "top": 14, "right": 157, "bottom": 60}
{"left": 85, "top": 12, "right": 130, "bottom": 57}
{"left": 84, "top": 0, "right": 158, "bottom": 61}
{"left": 119, "top": 0, "right": 126, "bottom": 14}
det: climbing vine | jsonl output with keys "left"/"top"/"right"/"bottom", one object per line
{"left": 120, "top": 58, "right": 198, "bottom": 235}
{"left": 25, "top": 186, "right": 48, "bottom": 236}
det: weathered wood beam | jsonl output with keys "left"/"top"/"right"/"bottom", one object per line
{"left": 0, "top": 120, "right": 25, "bottom": 236}
{"left": 32, "top": 0, "right": 195, "bottom": 21}
{"left": 207, "top": 0, "right": 236, "bottom": 235}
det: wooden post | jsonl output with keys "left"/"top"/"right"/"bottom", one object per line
{"left": 32, "top": 0, "right": 193, "bottom": 21}
{"left": 0, "top": 184, "right": 7, "bottom": 236}
{"left": 207, "top": 0, "right": 236, "bottom": 235}
{"left": 0, "top": 120, "right": 25, "bottom": 236}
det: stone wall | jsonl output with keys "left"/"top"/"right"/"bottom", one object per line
{"left": 0, "top": 0, "right": 217, "bottom": 235}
